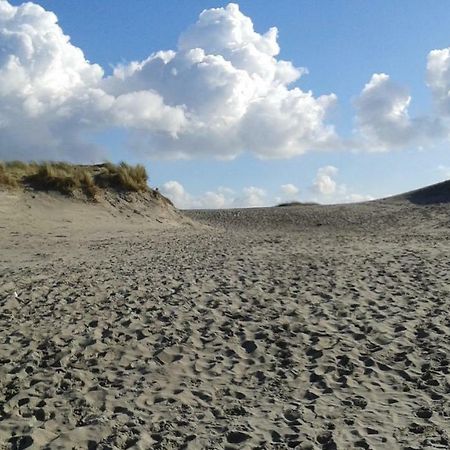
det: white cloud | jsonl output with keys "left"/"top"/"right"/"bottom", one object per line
{"left": 2, "top": 0, "right": 450, "bottom": 162}
{"left": 344, "top": 193, "right": 374, "bottom": 203}
{"left": 0, "top": 1, "right": 337, "bottom": 161}
{"left": 280, "top": 183, "right": 299, "bottom": 195}
{"left": 159, "top": 180, "right": 191, "bottom": 208}
{"left": 354, "top": 73, "right": 412, "bottom": 150}
{"left": 239, "top": 186, "right": 267, "bottom": 207}
{"left": 352, "top": 46, "right": 450, "bottom": 152}
{"left": 160, "top": 181, "right": 267, "bottom": 209}
{"left": 104, "top": 3, "right": 339, "bottom": 159}
{"left": 427, "top": 48, "right": 450, "bottom": 116}
{"left": 310, "top": 166, "right": 373, "bottom": 203}
{"left": 110, "top": 91, "right": 186, "bottom": 135}
{"left": 312, "top": 165, "right": 338, "bottom": 195}
{"left": 0, "top": 0, "right": 186, "bottom": 161}
{"left": 354, "top": 73, "right": 444, "bottom": 151}
{"left": 0, "top": 0, "right": 107, "bottom": 160}
{"left": 161, "top": 172, "right": 374, "bottom": 208}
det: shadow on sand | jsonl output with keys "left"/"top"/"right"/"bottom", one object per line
{"left": 402, "top": 180, "right": 450, "bottom": 205}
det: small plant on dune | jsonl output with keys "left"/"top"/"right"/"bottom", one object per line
{"left": 117, "top": 162, "right": 148, "bottom": 191}
{"left": 77, "top": 169, "right": 99, "bottom": 200}
{"left": 100, "top": 161, "right": 117, "bottom": 175}
{"left": 31, "top": 163, "right": 78, "bottom": 195}
{"left": 95, "top": 161, "right": 149, "bottom": 192}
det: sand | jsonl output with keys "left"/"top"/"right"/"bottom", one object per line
{"left": 1, "top": 188, "right": 450, "bottom": 449}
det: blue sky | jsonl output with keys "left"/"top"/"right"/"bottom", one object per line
{"left": 3, "top": 0, "right": 450, "bottom": 207}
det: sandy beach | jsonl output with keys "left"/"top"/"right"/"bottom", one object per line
{"left": 1, "top": 188, "right": 450, "bottom": 449}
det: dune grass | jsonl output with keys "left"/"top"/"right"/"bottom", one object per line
{"left": 0, "top": 161, "right": 150, "bottom": 199}
{"left": 98, "top": 162, "right": 149, "bottom": 192}
{"left": 276, "top": 201, "right": 319, "bottom": 207}
{"left": 0, "top": 161, "right": 37, "bottom": 188}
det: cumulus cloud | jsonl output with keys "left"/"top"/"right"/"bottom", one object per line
{"left": 310, "top": 166, "right": 373, "bottom": 203}
{"left": 159, "top": 180, "right": 190, "bottom": 208}
{"left": 353, "top": 73, "right": 443, "bottom": 151}
{"left": 0, "top": 1, "right": 337, "bottom": 161}
{"left": 427, "top": 48, "right": 450, "bottom": 116}
{"left": 352, "top": 46, "right": 450, "bottom": 152}
{"left": 239, "top": 186, "right": 267, "bottom": 207}
{"left": 163, "top": 175, "right": 373, "bottom": 208}
{"left": 160, "top": 181, "right": 267, "bottom": 209}
{"left": 280, "top": 183, "right": 299, "bottom": 196}
{"left": 104, "top": 3, "right": 339, "bottom": 159}
{"left": 0, "top": 0, "right": 187, "bottom": 161}
{"left": 3, "top": 0, "right": 450, "bottom": 162}
{"left": 160, "top": 181, "right": 234, "bottom": 209}
{"left": 0, "top": 0, "right": 107, "bottom": 160}
{"left": 312, "top": 165, "right": 338, "bottom": 195}
{"left": 345, "top": 193, "right": 374, "bottom": 203}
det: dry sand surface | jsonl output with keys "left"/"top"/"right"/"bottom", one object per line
{"left": 1, "top": 187, "right": 450, "bottom": 449}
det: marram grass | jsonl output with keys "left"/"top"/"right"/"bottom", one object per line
{"left": 0, "top": 161, "right": 149, "bottom": 199}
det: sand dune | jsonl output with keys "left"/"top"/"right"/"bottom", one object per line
{"left": 1, "top": 182, "right": 450, "bottom": 449}
{"left": 392, "top": 179, "right": 450, "bottom": 205}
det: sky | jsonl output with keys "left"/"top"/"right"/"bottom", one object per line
{"left": 2, "top": 1, "right": 450, "bottom": 208}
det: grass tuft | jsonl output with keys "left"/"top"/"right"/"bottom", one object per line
{"left": 0, "top": 162, "right": 19, "bottom": 188}
{"left": 31, "top": 163, "right": 78, "bottom": 195}
{"left": 276, "top": 201, "right": 318, "bottom": 207}
{"left": 94, "top": 162, "right": 149, "bottom": 192}
{"left": 117, "top": 162, "right": 148, "bottom": 192}
{"left": 0, "top": 161, "right": 150, "bottom": 199}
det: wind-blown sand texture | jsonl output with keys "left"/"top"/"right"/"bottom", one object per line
{"left": 1, "top": 187, "right": 450, "bottom": 449}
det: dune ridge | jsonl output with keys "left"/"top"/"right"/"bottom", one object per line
{"left": 388, "top": 178, "right": 450, "bottom": 205}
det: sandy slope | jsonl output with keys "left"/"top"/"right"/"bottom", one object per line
{"left": 1, "top": 189, "right": 450, "bottom": 449}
